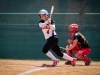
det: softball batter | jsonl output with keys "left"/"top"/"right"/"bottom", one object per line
{"left": 38, "top": 9, "right": 76, "bottom": 67}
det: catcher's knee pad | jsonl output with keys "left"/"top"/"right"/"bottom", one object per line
{"left": 75, "top": 52, "right": 84, "bottom": 59}
{"left": 67, "top": 50, "right": 73, "bottom": 57}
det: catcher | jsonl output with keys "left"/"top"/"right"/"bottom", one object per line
{"left": 64, "top": 23, "right": 91, "bottom": 66}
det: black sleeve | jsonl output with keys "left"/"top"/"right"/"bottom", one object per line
{"left": 74, "top": 33, "right": 81, "bottom": 40}
{"left": 74, "top": 33, "right": 83, "bottom": 43}
{"left": 51, "top": 20, "right": 55, "bottom": 25}
{"left": 38, "top": 20, "right": 44, "bottom": 27}
{"left": 38, "top": 20, "right": 55, "bottom": 27}
{"left": 74, "top": 33, "right": 90, "bottom": 48}
{"left": 39, "top": 20, "right": 44, "bottom": 23}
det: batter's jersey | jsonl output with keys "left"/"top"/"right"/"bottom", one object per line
{"left": 72, "top": 32, "right": 90, "bottom": 48}
{"left": 39, "top": 20, "right": 57, "bottom": 39}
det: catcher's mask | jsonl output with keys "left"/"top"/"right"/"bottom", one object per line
{"left": 68, "top": 23, "right": 79, "bottom": 34}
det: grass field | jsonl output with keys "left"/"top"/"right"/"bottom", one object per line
{"left": 0, "top": 59, "right": 100, "bottom": 75}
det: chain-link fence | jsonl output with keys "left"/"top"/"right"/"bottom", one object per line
{"left": 0, "top": 0, "right": 100, "bottom": 60}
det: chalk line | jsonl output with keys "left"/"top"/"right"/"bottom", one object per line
{"left": 17, "top": 67, "right": 47, "bottom": 75}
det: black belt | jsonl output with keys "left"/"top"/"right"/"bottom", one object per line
{"left": 47, "top": 35, "right": 58, "bottom": 40}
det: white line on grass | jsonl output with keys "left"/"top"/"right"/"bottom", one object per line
{"left": 17, "top": 67, "right": 47, "bottom": 75}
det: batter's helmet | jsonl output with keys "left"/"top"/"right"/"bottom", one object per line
{"left": 39, "top": 9, "right": 48, "bottom": 17}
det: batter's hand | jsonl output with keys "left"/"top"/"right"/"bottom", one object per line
{"left": 48, "top": 18, "right": 51, "bottom": 24}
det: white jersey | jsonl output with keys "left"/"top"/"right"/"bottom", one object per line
{"left": 39, "top": 20, "right": 57, "bottom": 39}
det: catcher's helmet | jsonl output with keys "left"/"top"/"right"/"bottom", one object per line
{"left": 68, "top": 23, "right": 79, "bottom": 34}
{"left": 39, "top": 9, "right": 48, "bottom": 17}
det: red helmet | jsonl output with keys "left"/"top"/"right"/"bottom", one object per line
{"left": 68, "top": 23, "right": 79, "bottom": 34}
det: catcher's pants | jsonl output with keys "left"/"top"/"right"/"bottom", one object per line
{"left": 67, "top": 48, "right": 91, "bottom": 62}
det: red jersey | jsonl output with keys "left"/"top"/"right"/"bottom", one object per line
{"left": 70, "top": 32, "right": 90, "bottom": 52}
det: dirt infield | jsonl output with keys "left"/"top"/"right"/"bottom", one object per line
{"left": 0, "top": 59, "right": 100, "bottom": 75}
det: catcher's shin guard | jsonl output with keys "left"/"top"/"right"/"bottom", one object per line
{"left": 67, "top": 50, "right": 73, "bottom": 57}
{"left": 84, "top": 58, "right": 91, "bottom": 66}
{"left": 75, "top": 52, "right": 91, "bottom": 65}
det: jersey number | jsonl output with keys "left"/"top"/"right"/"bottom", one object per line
{"left": 47, "top": 30, "right": 49, "bottom": 34}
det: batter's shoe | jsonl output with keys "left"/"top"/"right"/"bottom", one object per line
{"left": 52, "top": 59, "right": 60, "bottom": 67}
{"left": 84, "top": 59, "right": 91, "bottom": 66}
{"left": 71, "top": 58, "right": 77, "bottom": 66}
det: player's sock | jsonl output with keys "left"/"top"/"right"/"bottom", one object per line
{"left": 62, "top": 53, "right": 73, "bottom": 61}
{"left": 46, "top": 51, "right": 57, "bottom": 60}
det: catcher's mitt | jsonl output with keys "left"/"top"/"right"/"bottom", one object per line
{"left": 59, "top": 47, "right": 66, "bottom": 53}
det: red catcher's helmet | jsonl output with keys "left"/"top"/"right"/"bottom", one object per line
{"left": 68, "top": 23, "right": 79, "bottom": 34}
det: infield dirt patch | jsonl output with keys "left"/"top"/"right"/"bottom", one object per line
{"left": 0, "top": 59, "right": 100, "bottom": 75}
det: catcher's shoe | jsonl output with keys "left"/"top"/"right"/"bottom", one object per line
{"left": 84, "top": 59, "right": 91, "bottom": 66}
{"left": 71, "top": 58, "right": 77, "bottom": 66}
{"left": 52, "top": 59, "right": 60, "bottom": 67}
{"left": 65, "top": 61, "right": 71, "bottom": 65}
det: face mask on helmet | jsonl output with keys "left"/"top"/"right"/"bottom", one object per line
{"left": 68, "top": 24, "right": 79, "bottom": 34}
{"left": 39, "top": 9, "right": 48, "bottom": 17}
